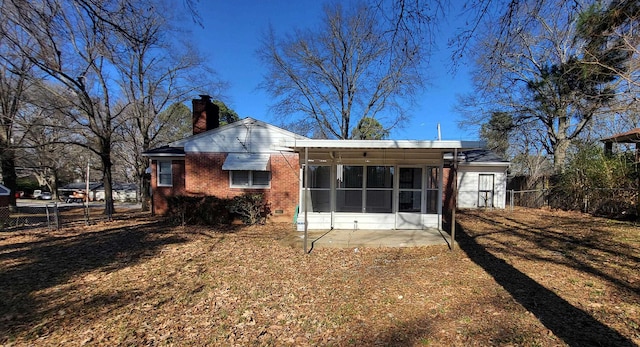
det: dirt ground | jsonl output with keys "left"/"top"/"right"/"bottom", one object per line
{"left": 0, "top": 208, "right": 638, "bottom": 346}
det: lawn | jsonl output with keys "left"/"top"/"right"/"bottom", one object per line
{"left": 0, "top": 208, "right": 638, "bottom": 346}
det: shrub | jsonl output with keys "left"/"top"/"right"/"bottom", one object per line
{"left": 229, "top": 193, "right": 271, "bottom": 225}
{"left": 166, "top": 195, "right": 233, "bottom": 226}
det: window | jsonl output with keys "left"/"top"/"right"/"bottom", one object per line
{"left": 478, "top": 174, "right": 495, "bottom": 207}
{"left": 157, "top": 160, "right": 172, "bottom": 187}
{"left": 425, "top": 167, "right": 439, "bottom": 214}
{"left": 336, "top": 165, "right": 363, "bottom": 212}
{"left": 230, "top": 170, "right": 271, "bottom": 188}
{"left": 399, "top": 167, "right": 422, "bottom": 212}
{"left": 366, "top": 166, "right": 394, "bottom": 213}
{"left": 304, "top": 165, "right": 331, "bottom": 212}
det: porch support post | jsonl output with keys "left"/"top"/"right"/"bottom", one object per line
{"left": 451, "top": 148, "right": 458, "bottom": 251}
{"left": 304, "top": 147, "right": 309, "bottom": 253}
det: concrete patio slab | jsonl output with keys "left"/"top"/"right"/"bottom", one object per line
{"left": 293, "top": 228, "right": 454, "bottom": 250}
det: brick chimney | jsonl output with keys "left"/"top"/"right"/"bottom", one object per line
{"left": 192, "top": 95, "right": 220, "bottom": 135}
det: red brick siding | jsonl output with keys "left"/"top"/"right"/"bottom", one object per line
{"left": 151, "top": 159, "right": 186, "bottom": 215}
{"left": 152, "top": 152, "right": 300, "bottom": 222}
{"left": 442, "top": 167, "right": 455, "bottom": 218}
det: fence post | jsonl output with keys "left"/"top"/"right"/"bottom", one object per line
{"left": 510, "top": 190, "right": 514, "bottom": 212}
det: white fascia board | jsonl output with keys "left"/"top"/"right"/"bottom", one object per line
{"left": 141, "top": 153, "right": 185, "bottom": 158}
{"left": 287, "top": 139, "right": 485, "bottom": 150}
{"left": 459, "top": 162, "right": 510, "bottom": 167}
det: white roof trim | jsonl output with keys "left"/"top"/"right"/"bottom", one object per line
{"left": 459, "top": 162, "right": 510, "bottom": 167}
{"left": 286, "top": 139, "right": 485, "bottom": 150}
{"left": 222, "top": 153, "right": 271, "bottom": 171}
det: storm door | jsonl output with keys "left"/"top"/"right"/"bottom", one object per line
{"left": 396, "top": 167, "right": 423, "bottom": 229}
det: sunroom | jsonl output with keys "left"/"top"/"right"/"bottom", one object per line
{"left": 291, "top": 139, "right": 485, "bottom": 231}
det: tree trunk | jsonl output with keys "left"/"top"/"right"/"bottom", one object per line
{"left": 140, "top": 155, "right": 150, "bottom": 211}
{"left": 552, "top": 112, "right": 570, "bottom": 174}
{"left": 553, "top": 138, "right": 571, "bottom": 174}
{"left": 1, "top": 149, "right": 17, "bottom": 211}
{"left": 101, "top": 151, "right": 115, "bottom": 219}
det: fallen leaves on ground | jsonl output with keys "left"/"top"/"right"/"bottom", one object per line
{"left": 0, "top": 208, "right": 638, "bottom": 346}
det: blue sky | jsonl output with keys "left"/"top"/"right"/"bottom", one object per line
{"left": 191, "top": 1, "right": 478, "bottom": 141}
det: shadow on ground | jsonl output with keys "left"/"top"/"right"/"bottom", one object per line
{"left": 351, "top": 215, "right": 636, "bottom": 347}
{"left": 0, "top": 219, "right": 188, "bottom": 341}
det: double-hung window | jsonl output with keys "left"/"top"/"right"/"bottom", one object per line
{"left": 230, "top": 171, "right": 271, "bottom": 188}
{"left": 157, "top": 160, "right": 173, "bottom": 187}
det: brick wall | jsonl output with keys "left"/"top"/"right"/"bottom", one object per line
{"left": 151, "top": 152, "right": 300, "bottom": 222}
{"left": 151, "top": 159, "right": 186, "bottom": 215}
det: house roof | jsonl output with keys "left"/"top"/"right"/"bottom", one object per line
{"left": 461, "top": 149, "right": 509, "bottom": 163}
{"left": 142, "top": 145, "right": 185, "bottom": 156}
{"left": 59, "top": 182, "right": 103, "bottom": 191}
{"left": 443, "top": 149, "right": 510, "bottom": 167}
{"left": 601, "top": 128, "right": 640, "bottom": 143}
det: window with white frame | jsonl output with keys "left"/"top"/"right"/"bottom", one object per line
{"left": 230, "top": 170, "right": 271, "bottom": 188}
{"left": 157, "top": 160, "right": 173, "bottom": 187}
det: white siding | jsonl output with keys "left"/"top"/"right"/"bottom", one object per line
{"left": 183, "top": 120, "right": 304, "bottom": 154}
{"left": 457, "top": 165, "right": 508, "bottom": 209}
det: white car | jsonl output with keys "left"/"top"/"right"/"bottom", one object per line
{"left": 38, "top": 192, "right": 53, "bottom": 200}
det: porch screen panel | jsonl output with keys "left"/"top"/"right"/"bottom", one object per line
{"left": 426, "top": 167, "right": 439, "bottom": 214}
{"left": 366, "top": 166, "right": 394, "bottom": 213}
{"left": 399, "top": 167, "right": 422, "bottom": 212}
{"left": 336, "top": 165, "right": 363, "bottom": 212}
{"left": 305, "top": 165, "right": 331, "bottom": 212}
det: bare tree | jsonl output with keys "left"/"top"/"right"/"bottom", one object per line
{"left": 113, "top": 1, "right": 224, "bottom": 211}
{"left": 2, "top": 0, "right": 216, "bottom": 216}
{"left": 258, "top": 2, "right": 426, "bottom": 139}
{"left": 459, "top": 0, "right": 638, "bottom": 173}
{"left": 0, "top": 42, "right": 34, "bottom": 209}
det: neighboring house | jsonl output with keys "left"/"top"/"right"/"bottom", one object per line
{"left": 144, "top": 95, "right": 509, "bottom": 230}
{"left": 59, "top": 182, "right": 137, "bottom": 202}
{"left": 58, "top": 182, "right": 102, "bottom": 201}
{"left": 94, "top": 183, "right": 138, "bottom": 202}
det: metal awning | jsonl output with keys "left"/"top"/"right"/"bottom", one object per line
{"left": 222, "top": 153, "right": 271, "bottom": 171}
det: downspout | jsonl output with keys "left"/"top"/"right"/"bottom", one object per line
{"left": 451, "top": 148, "right": 458, "bottom": 251}
{"left": 304, "top": 147, "right": 309, "bottom": 254}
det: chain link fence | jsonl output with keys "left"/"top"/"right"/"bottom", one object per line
{"left": 508, "top": 187, "right": 637, "bottom": 218}
{"left": 0, "top": 204, "right": 60, "bottom": 230}
{"left": 0, "top": 203, "right": 111, "bottom": 231}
